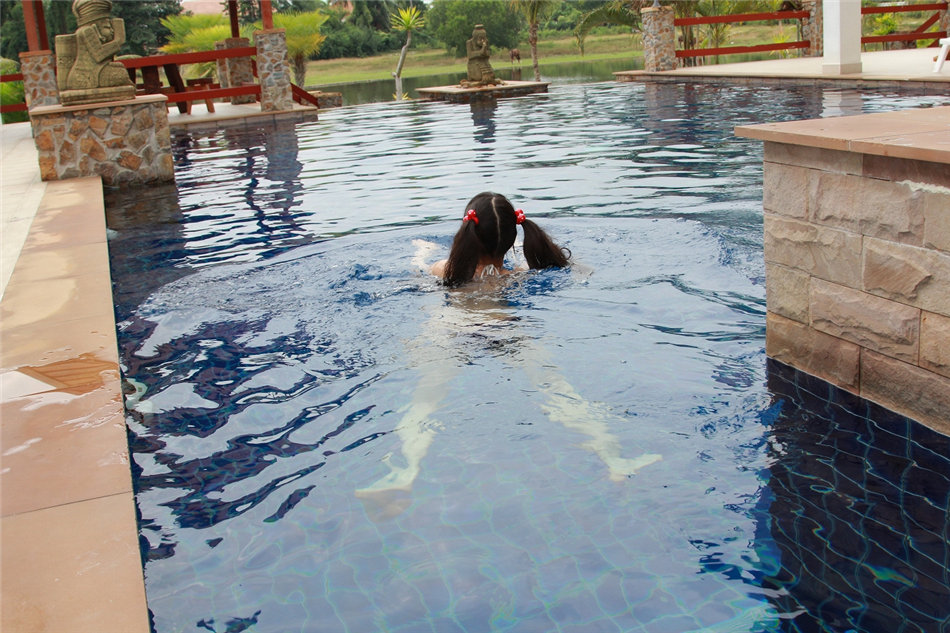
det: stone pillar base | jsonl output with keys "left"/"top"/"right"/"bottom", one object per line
{"left": 255, "top": 28, "right": 294, "bottom": 112}
{"left": 225, "top": 37, "right": 256, "bottom": 105}
{"left": 641, "top": 6, "right": 677, "bottom": 72}
{"left": 59, "top": 85, "right": 136, "bottom": 107}
{"left": 30, "top": 94, "right": 174, "bottom": 186}
{"left": 18, "top": 50, "right": 59, "bottom": 108}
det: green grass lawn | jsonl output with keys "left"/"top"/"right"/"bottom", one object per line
{"left": 303, "top": 23, "right": 813, "bottom": 87}
{"left": 305, "top": 32, "right": 644, "bottom": 86}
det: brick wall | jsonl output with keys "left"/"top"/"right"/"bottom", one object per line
{"left": 762, "top": 142, "right": 950, "bottom": 433}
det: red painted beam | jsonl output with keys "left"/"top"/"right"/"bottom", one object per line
{"left": 1, "top": 73, "right": 25, "bottom": 82}
{"left": 119, "top": 48, "right": 256, "bottom": 68}
{"left": 675, "top": 10, "right": 808, "bottom": 27}
{"left": 676, "top": 40, "right": 810, "bottom": 58}
{"left": 228, "top": 0, "right": 240, "bottom": 38}
{"left": 261, "top": 0, "right": 274, "bottom": 29}
{"left": 22, "top": 0, "right": 42, "bottom": 51}
{"left": 861, "top": 30, "right": 946, "bottom": 44}
{"left": 861, "top": 2, "right": 946, "bottom": 14}
{"left": 162, "top": 84, "right": 260, "bottom": 103}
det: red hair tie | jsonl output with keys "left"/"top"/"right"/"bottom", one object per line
{"left": 515, "top": 209, "right": 526, "bottom": 225}
{"left": 463, "top": 209, "right": 479, "bottom": 225}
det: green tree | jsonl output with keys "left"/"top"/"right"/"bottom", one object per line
{"left": 112, "top": 0, "right": 182, "bottom": 55}
{"left": 390, "top": 5, "right": 425, "bottom": 99}
{"left": 427, "top": 0, "right": 524, "bottom": 58}
{"left": 349, "top": 0, "right": 399, "bottom": 31}
{"left": 574, "top": 1, "right": 647, "bottom": 55}
{"left": 509, "top": 0, "right": 558, "bottom": 81}
{"left": 0, "top": 2, "right": 27, "bottom": 61}
{"left": 160, "top": 14, "right": 231, "bottom": 53}
{"left": 1, "top": 57, "right": 28, "bottom": 124}
{"left": 266, "top": 12, "right": 328, "bottom": 85}
{"left": 160, "top": 14, "right": 231, "bottom": 77}
{"left": 0, "top": 0, "right": 180, "bottom": 60}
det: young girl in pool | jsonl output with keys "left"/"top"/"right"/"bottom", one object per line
{"left": 430, "top": 192, "right": 571, "bottom": 286}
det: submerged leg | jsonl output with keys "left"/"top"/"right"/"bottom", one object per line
{"left": 518, "top": 341, "right": 661, "bottom": 480}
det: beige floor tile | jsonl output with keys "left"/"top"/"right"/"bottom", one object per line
{"left": 0, "top": 269, "right": 115, "bottom": 331}
{"left": 0, "top": 370, "right": 132, "bottom": 516}
{"left": 1, "top": 494, "right": 150, "bottom": 633}
{"left": 1, "top": 315, "right": 120, "bottom": 369}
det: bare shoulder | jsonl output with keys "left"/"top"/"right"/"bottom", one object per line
{"left": 430, "top": 260, "right": 447, "bottom": 277}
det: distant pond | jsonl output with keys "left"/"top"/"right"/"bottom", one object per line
{"left": 309, "top": 57, "right": 645, "bottom": 106}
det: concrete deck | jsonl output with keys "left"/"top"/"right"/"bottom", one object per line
{"left": 1, "top": 52, "right": 948, "bottom": 630}
{"left": 616, "top": 47, "right": 950, "bottom": 88}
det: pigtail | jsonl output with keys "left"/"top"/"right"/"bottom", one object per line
{"left": 442, "top": 220, "right": 482, "bottom": 286}
{"left": 520, "top": 219, "right": 571, "bottom": 269}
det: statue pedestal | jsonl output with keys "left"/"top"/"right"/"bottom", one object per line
{"left": 59, "top": 85, "right": 136, "bottom": 107}
{"left": 30, "top": 94, "right": 174, "bottom": 185}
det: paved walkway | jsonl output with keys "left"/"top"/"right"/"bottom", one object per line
{"left": 667, "top": 47, "right": 950, "bottom": 80}
{"left": 1, "top": 122, "right": 46, "bottom": 297}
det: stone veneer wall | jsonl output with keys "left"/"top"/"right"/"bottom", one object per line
{"left": 761, "top": 142, "right": 950, "bottom": 432}
{"left": 30, "top": 94, "right": 174, "bottom": 185}
{"left": 223, "top": 37, "right": 256, "bottom": 105}
{"left": 255, "top": 29, "right": 294, "bottom": 112}
{"left": 18, "top": 50, "right": 58, "bottom": 108}
{"left": 641, "top": 6, "right": 676, "bottom": 72}
{"left": 802, "top": 0, "right": 822, "bottom": 57}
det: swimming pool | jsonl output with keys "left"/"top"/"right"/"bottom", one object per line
{"left": 106, "top": 82, "right": 950, "bottom": 633}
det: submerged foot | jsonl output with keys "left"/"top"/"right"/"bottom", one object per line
{"left": 605, "top": 453, "right": 663, "bottom": 481}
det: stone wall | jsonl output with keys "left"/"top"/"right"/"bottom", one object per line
{"left": 30, "top": 94, "right": 174, "bottom": 186}
{"left": 761, "top": 142, "right": 950, "bottom": 433}
{"left": 802, "top": 0, "right": 822, "bottom": 57}
{"left": 18, "top": 50, "right": 58, "bottom": 108}
{"left": 223, "top": 37, "right": 256, "bottom": 105}
{"left": 641, "top": 6, "right": 676, "bottom": 73}
{"left": 255, "top": 29, "right": 293, "bottom": 112}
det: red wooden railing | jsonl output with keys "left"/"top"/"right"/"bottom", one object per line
{"left": 1, "top": 43, "right": 318, "bottom": 118}
{"left": 860, "top": 2, "right": 947, "bottom": 48}
{"left": 0, "top": 72, "right": 27, "bottom": 114}
{"left": 674, "top": 10, "right": 810, "bottom": 60}
{"left": 120, "top": 47, "right": 319, "bottom": 109}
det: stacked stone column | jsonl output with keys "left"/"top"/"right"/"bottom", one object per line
{"left": 255, "top": 29, "right": 294, "bottom": 112}
{"left": 641, "top": 6, "right": 677, "bottom": 72}
{"left": 802, "top": 0, "right": 823, "bottom": 57}
{"left": 18, "top": 50, "right": 59, "bottom": 108}
{"left": 223, "top": 37, "right": 256, "bottom": 105}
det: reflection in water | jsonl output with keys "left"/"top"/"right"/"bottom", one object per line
{"left": 470, "top": 100, "right": 497, "bottom": 144}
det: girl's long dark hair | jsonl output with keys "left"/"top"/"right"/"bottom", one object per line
{"left": 442, "top": 192, "right": 570, "bottom": 286}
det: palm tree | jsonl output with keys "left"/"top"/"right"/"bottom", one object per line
{"left": 574, "top": 1, "right": 649, "bottom": 56}
{"left": 270, "top": 12, "right": 328, "bottom": 86}
{"left": 160, "top": 14, "right": 231, "bottom": 77}
{"left": 390, "top": 6, "right": 425, "bottom": 100}
{"left": 509, "top": 0, "right": 557, "bottom": 82}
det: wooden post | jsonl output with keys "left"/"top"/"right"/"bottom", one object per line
{"left": 22, "top": 0, "right": 49, "bottom": 52}
{"left": 228, "top": 0, "right": 240, "bottom": 38}
{"left": 261, "top": 0, "right": 274, "bottom": 30}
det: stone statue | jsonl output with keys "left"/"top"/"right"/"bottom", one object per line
{"left": 55, "top": 0, "right": 135, "bottom": 105}
{"left": 461, "top": 25, "right": 503, "bottom": 88}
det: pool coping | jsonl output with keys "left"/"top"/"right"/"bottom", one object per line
{"left": 2, "top": 78, "right": 949, "bottom": 632}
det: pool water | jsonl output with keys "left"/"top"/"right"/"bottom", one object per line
{"left": 105, "top": 83, "right": 950, "bottom": 633}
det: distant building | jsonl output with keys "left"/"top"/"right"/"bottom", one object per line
{"left": 181, "top": 0, "right": 225, "bottom": 16}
